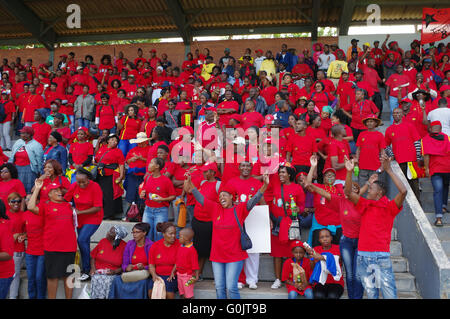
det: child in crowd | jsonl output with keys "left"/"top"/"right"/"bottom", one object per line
{"left": 171, "top": 227, "right": 199, "bottom": 299}
{"left": 281, "top": 240, "right": 314, "bottom": 299}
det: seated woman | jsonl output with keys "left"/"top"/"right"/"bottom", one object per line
{"left": 108, "top": 222, "right": 153, "bottom": 299}
{"left": 66, "top": 127, "right": 94, "bottom": 183}
{"left": 43, "top": 131, "right": 68, "bottom": 173}
{"left": 89, "top": 225, "right": 128, "bottom": 299}
{"left": 148, "top": 222, "right": 180, "bottom": 299}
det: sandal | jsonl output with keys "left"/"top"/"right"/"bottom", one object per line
{"left": 434, "top": 218, "right": 444, "bottom": 227}
{"left": 443, "top": 207, "right": 449, "bottom": 214}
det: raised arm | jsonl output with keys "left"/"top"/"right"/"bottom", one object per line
{"left": 246, "top": 174, "right": 269, "bottom": 211}
{"left": 382, "top": 154, "right": 407, "bottom": 208}
{"left": 344, "top": 156, "right": 360, "bottom": 205}
{"left": 27, "top": 179, "right": 43, "bottom": 214}
{"left": 306, "top": 154, "right": 318, "bottom": 185}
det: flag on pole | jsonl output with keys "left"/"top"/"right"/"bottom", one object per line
{"left": 421, "top": 7, "right": 450, "bottom": 45}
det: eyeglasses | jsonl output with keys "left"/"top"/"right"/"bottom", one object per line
{"left": 0, "top": 169, "right": 9, "bottom": 174}
{"left": 9, "top": 200, "right": 21, "bottom": 203}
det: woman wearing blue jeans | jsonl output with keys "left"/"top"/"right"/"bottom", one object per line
{"left": 0, "top": 199, "right": 14, "bottom": 299}
{"left": 140, "top": 158, "right": 176, "bottom": 242}
{"left": 185, "top": 173, "right": 269, "bottom": 299}
{"left": 64, "top": 168, "right": 104, "bottom": 281}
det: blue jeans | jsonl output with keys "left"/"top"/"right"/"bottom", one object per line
{"left": 118, "top": 139, "right": 136, "bottom": 158}
{"left": 0, "top": 277, "right": 13, "bottom": 299}
{"left": 69, "top": 115, "right": 75, "bottom": 133}
{"left": 431, "top": 173, "right": 450, "bottom": 218}
{"left": 356, "top": 251, "right": 397, "bottom": 299}
{"left": 143, "top": 206, "right": 169, "bottom": 242}
{"left": 388, "top": 96, "right": 401, "bottom": 123}
{"left": 288, "top": 288, "right": 314, "bottom": 299}
{"left": 77, "top": 118, "right": 91, "bottom": 129}
{"left": 211, "top": 260, "right": 245, "bottom": 299}
{"left": 77, "top": 224, "right": 100, "bottom": 274}
{"left": 25, "top": 254, "right": 47, "bottom": 299}
{"left": 340, "top": 235, "right": 364, "bottom": 299}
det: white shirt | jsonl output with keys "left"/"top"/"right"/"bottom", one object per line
{"left": 254, "top": 56, "right": 266, "bottom": 74}
{"left": 428, "top": 107, "right": 450, "bottom": 136}
{"left": 317, "top": 53, "right": 336, "bottom": 70}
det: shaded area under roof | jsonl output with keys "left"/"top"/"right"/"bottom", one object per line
{"left": 0, "top": 0, "right": 446, "bottom": 49}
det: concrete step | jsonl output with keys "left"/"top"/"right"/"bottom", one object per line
{"left": 390, "top": 241, "right": 403, "bottom": 257}
{"left": 424, "top": 211, "right": 450, "bottom": 225}
{"left": 440, "top": 240, "right": 450, "bottom": 258}
{"left": 194, "top": 279, "right": 420, "bottom": 299}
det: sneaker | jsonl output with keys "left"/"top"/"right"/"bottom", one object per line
{"left": 248, "top": 283, "right": 258, "bottom": 290}
{"left": 271, "top": 279, "right": 282, "bottom": 289}
{"left": 79, "top": 273, "right": 90, "bottom": 281}
{"left": 237, "top": 282, "right": 244, "bottom": 289}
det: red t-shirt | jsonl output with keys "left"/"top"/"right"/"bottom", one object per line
{"left": 356, "top": 130, "right": 386, "bottom": 171}
{"left": 38, "top": 201, "right": 77, "bottom": 252}
{"left": 286, "top": 133, "right": 317, "bottom": 166}
{"left": 95, "top": 146, "right": 125, "bottom": 176}
{"left": 194, "top": 180, "right": 220, "bottom": 222}
{"left": 22, "top": 210, "right": 44, "bottom": 256}
{"left": 325, "top": 138, "right": 351, "bottom": 180}
{"left": 6, "top": 210, "right": 25, "bottom": 252}
{"left": 207, "top": 200, "right": 251, "bottom": 263}
{"left": 91, "top": 238, "right": 127, "bottom": 271}
{"left": 96, "top": 104, "right": 116, "bottom": 130}
{"left": 313, "top": 244, "right": 345, "bottom": 287}
{"left": 148, "top": 238, "right": 180, "bottom": 276}
{"left": 350, "top": 99, "right": 379, "bottom": 130}
{"left": 311, "top": 91, "right": 334, "bottom": 111}
{"left": 385, "top": 73, "right": 410, "bottom": 97}
{"left": 361, "top": 65, "right": 381, "bottom": 93}
{"left": 0, "top": 179, "right": 26, "bottom": 206}
{"left": 131, "top": 245, "right": 148, "bottom": 267}
{"left": 143, "top": 174, "right": 176, "bottom": 208}
{"left": 356, "top": 196, "right": 402, "bottom": 252}
{"left": 32, "top": 122, "right": 52, "bottom": 149}
{"left": 125, "top": 145, "right": 150, "bottom": 175}
{"left": 64, "top": 180, "right": 104, "bottom": 228}
{"left": 217, "top": 100, "right": 239, "bottom": 128}
{"left": 225, "top": 176, "right": 262, "bottom": 204}
{"left": 270, "top": 182, "right": 305, "bottom": 219}
{"left": 69, "top": 142, "right": 94, "bottom": 167}
{"left": 14, "top": 146, "right": 31, "bottom": 166}
{"left": 336, "top": 81, "right": 355, "bottom": 112}
{"left": 0, "top": 219, "right": 14, "bottom": 278}
{"left": 385, "top": 122, "right": 420, "bottom": 164}
{"left": 119, "top": 116, "right": 141, "bottom": 140}
{"left": 313, "top": 183, "right": 344, "bottom": 226}
{"left": 241, "top": 111, "right": 265, "bottom": 130}
{"left": 327, "top": 194, "right": 361, "bottom": 239}
{"left": 175, "top": 244, "right": 199, "bottom": 275}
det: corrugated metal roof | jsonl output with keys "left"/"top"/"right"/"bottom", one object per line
{"left": 0, "top": 0, "right": 445, "bottom": 42}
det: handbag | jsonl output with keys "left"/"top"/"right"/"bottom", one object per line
{"left": 91, "top": 150, "right": 111, "bottom": 180}
{"left": 126, "top": 202, "right": 141, "bottom": 222}
{"left": 121, "top": 269, "right": 150, "bottom": 283}
{"left": 175, "top": 197, "right": 187, "bottom": 228}
{"left": 281, "top": 184, "right": 301, "bottom": 241}
{"left": 407, "top": 161, "right": 426, "bottom": 180}
{"left": 232, "top": 207, "right": 253, "bottom": 250}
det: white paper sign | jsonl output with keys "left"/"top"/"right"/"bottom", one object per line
{"left": 244, "top": 205, "right": 271, "bottom": 254}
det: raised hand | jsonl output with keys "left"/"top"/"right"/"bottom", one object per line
{"left": 310, "top": 154, "right": 318, "bottom": 167}
{"left": 344, "top": 156, "right": 354, "bottom": 171}
{"left": 368, "top": 173, "right": 379, "bottom": 185}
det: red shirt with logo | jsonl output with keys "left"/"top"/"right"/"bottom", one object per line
{"left": 149, "top": 238, "right": 180, "bottom": 276}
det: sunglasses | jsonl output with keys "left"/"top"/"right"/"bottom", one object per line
{"left": 9, "top": 200, "right": 21, "bottom": 203}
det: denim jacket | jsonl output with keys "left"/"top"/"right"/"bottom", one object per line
{"left": 43, "top": 144, "right": 68, "bottom": 173}
{"left": 9, "top": 139, "right": 44, "bottom": 174}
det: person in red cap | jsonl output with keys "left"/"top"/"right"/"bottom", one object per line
{"left": 281, "top": 240, "right": 313, "bottom": 299}
{"left": 400, "top": 97, "right": 427, "bottom": 138}
{"left": 355, "top": 114, "right": 386, "bottom": 187}
{"left": 385, "top": 107, "right": 422, "bottom": 200}
{"left": 184, "top": 172, "right": 269, "bottom": 299}
{"left": 27, "top": 179, "right": 78, "bottom": 299}
{"left": 385, "top": 64, "right": 410, "bottom": 123}
{"left": 422, "top": 120, "right": 450, "bottom": 227}
{"left": 149, "top": 49, "right": 161, "bottom": 71}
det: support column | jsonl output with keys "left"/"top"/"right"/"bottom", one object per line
{"left": 184, "top": 42, "right": 191, "bottom": 57}
{"left": 48, "top": 48, "right": 55, "bottom": 71}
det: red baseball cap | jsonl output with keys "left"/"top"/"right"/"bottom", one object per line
{"left": 323, "top": 167, "right": 336, "bottom": 175}
{"left": 255, "top": 49, "right": 263, "bottom": 54}
{"left": 46, "top": 183, "right": 62, "bottom": 193}
{"left": 200, "top": 161, "right": 219, "bottom": 175}
{"left": 430, "top": 120, "right": 442, "bottom": 127}
{"left": 218, "top": 183, "right": 235, "bottom": 195}
{"left": 440, "top": 85, "right": 450, "bottom": 92}
{"left": 264, "top": 114, "right": 274, "bottom": 125}
{"left": 19, "top": 126, "right": 34, "bottom": 135}
{"left": 59, "top": 54, "right": 68, "bottom": 58}
{"left": 290, "top": 240, "right": 304, "bottom": 250}
{"left": 401, "top": 97, "right": 413, "bottom": 104}
{"left": 150, "top": 49, "right": 157, "bottom": 53}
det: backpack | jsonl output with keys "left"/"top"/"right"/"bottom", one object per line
{"left": 0, "top": 102, "right": 6, "bottom": 123}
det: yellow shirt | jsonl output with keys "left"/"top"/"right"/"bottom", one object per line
{"left": 201, "top": 63, "right": 215, "bottom": 81}
{"left": 259, "top": 59, "right": 276, "bottom": 78}
{"left": 327, "top": 60, "right": 348, "bottom": 79}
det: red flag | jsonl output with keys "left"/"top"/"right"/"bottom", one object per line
{"left": 421, "top": 7, "right": 450, "bottom": 45}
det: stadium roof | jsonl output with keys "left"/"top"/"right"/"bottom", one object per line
{"left": 0, "top": 0, "right": 447, "bottom": 50}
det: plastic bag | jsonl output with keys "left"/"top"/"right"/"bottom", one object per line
{"left": 151, "top": 277, "right": 166, "bottom": 299}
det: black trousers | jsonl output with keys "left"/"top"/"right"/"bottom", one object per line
{"left": 313, "top": 283, "right": 344, "bottom": 299}
{"left": 372, "top": 92, "right": 383, "bottom": 116}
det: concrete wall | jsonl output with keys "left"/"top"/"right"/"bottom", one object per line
{"left": 387, "top": 161, "right": 450, "bottom": 299}
{"left": 0, "top": 36, "right": 337, "bottom": 69}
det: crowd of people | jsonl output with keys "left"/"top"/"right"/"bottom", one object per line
{"left": 0, "top": 35, "right": 449, "bottom": 300}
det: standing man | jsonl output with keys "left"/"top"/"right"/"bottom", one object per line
{"left": 385, "top": 64, "right": 410, "bottom": 123}
{"left": 344, "top": 155, "right": 407, "bottom": 299}
{"left": 276, "top": 44, "right": 293, "bottom": 72}
{"left": 317, "top": 44, "right": 336, "bottom": 75}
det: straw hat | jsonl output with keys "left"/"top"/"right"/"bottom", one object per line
{"left": 130, "top": 132, "right": 150, "bottom": 144}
